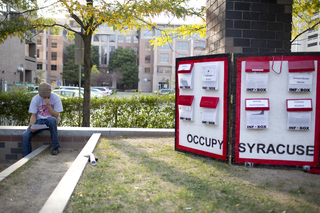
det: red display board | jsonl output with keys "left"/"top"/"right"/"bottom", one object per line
{"left": 175, "top": 55, "right": 230, "bottom": 161}
{"left": 234, "top": 55, "right": 320, "bottom": 167}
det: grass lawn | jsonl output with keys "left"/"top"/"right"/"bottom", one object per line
{"left": 64, "top": 136, "right": 320, "bottom": 213}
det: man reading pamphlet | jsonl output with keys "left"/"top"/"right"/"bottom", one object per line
{"left": 22, "top": 83, "right": 63, "bottom": 156}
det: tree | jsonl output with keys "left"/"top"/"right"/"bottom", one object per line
{"left": 0, "top": 0, "right": 203, "bottom": 126}
{"left": 62, "top": 44, "right": 80, "bottom": 84}
{"left": 90, "top": 64, "right": 100, "bottom": 85}
{"left": 108, "top": 48, "right": 139, "bottom": 90}
{"left": 36, "top": 70, "right": 45, "bottom": 85}
{"left": 62, "top": 44, "right": 99, "bottom": 84}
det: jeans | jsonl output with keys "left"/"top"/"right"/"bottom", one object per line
{"left": 22, "top": 116, "right": 60, "bottom": 157}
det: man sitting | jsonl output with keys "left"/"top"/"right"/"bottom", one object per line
{"left": 22, "top": 82, "right": 63, "bottom": 156}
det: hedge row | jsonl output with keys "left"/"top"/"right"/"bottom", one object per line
{"left": 0, "top": 88, "right": 175, "bottom": 128}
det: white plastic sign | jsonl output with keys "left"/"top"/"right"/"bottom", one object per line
{"left": 287, "top": 99, "right": 312, "bottom": 130}
{"left": 201, "top": 64, "right": 219, "bottom": 90}
{"left": 245, "top": 99, "right": 269, "bottom": 129}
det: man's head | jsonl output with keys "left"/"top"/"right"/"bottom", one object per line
{"left": 38, "top": 83, "right": 52, "bottom": 98}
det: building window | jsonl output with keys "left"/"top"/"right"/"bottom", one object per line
{"left": 159, "top": 43, "right": 170, "bottom": 50}
{"left": 160, "top": 53, "right": 169, "bottom": 63}
{"left": 143, "top": 30, "right": 153, "bottom": 39}
{"left": 177, "top": 41, "right": 189, "bottom": 50}
{"left": 165, "top": 67, "right": 171, "bottom": 73}
{"left": 37, "top": 36, "right": 41, "bottom": 45}
{"left": 46, "top": 38, "right": 48, "bottom": 47}
{"left": 157, "top": 67, "right": 163, "bottom": 73}
{"left": 110, "top": 35, "right": 116, "bottom": 42}
{"left": 49, "top": 28, "right": 55, "bottom": 35}
{"left": 126, "top": 35, "right": 131, "bottom": 43}
{"left": 109, "top": 46, "right": 115, "bottom": 57}
{"left": 145, "top": 42, "right": 151, "bottom": 51}
{"left": 101, "top": 34, "right": 108, "bottom": 42}
{"left": 51, "top": 65, "right": 57, "bottom": 71}
{"left": 133, "top": 36, "right": 139, "bottom": 43}
{"left": 118, "top": 35, "right": 123, "bottom": 43}
{"left": 308, "top": 42, "right": 317, "bottom": 47}
{"left": 178, "top": 54, "right": 187, "bottom": 58}
{"left": 101, "top": 46, "right": 108, "bottom": 64}
{"left": 308, "top": 34, "right": 318, "bottom": 41}
{"left": 63, "top": 30, "right": 68, "bottom": 38}
{"left": 93, "top": 35, "right": 99, "bottom": 42}
{"left": 51, "top": 52, "right": 57, "bottom": 60}
{"left": 145, "top": 67, "right": 150, "bottom": 73}
{"left": 51, "top": 39, "right": 57, "bottom": 48}
{"left": 194, "top": 42, "right": 206, "bottom": 51}
{"left": 46, "top": 51, "right": 48, "bottom": 60}
{"left": 37, "top": 49, "right": 39, "bottom": 58}
{"left": 37, "top": 63, "right": 42, "bottom": 70}
{"left": 145, "top": 55, "right": 151, "bottom": 63}
{"left": 133, "top": 47, "right": 138, "bottom": 54}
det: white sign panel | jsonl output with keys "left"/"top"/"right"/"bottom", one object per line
{"left": 179, "top": 73, "right": 193, "bottom": 89}
{"left": 287, "top": 99, "right": 312, "bottom": 109}
{"left": 246, "top": 73, "right": 268, "bottom": 92}
{"left": 288, "top": 72, "right": 313, "bottom": 92}
{"left": 201, "top": 64, "right": 219, "bottom": 90}
{"left": 246, "top": 111, "right": 268, "bottom": 129}
{"left": 287, "top": 111, "right": 312, "bottom": 130}
{"left": 178, "top": 64, "right": 191, "bottom": 71}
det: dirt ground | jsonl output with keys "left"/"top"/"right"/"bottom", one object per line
{"left": 0, "top": 148, "right": 80, "bottom": 213}
{"left": 0, "top": 138, "right": 319, "bottom": 213}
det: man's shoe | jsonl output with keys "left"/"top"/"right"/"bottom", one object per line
{"left": 51, "top": 147, "right": 59, "bottom": 155}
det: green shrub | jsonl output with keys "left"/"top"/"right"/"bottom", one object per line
{"left": 0, "top": 90, "right": 175, "bottom": 128}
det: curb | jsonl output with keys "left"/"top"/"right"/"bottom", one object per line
{"left": 39, "top": 133, "right": 101, "bottom": 213}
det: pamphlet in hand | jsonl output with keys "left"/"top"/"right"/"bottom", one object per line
{"left": 32, "top": 124, "right": 49, "bottom": 130}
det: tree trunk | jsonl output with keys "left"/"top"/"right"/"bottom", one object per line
{"left": 82, "top": 33, "right": 92, "bottom": 127}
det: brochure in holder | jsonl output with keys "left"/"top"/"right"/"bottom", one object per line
{"left": 288, "top": 60, "right": 315, "bottom": 92}
{"left": 177, "top": 95, "right": 194, "bottom": 121}
{"left": 199, "top": 97, "right": 219, "bottom": 125}
{"left": 245, "top": 98, "right": 269, "bottom": 129}
{"left": 287, "top": 99, "right": 312, "bottom": 130}
{"left": 177, "top": 63, "right": 194, "bottom": 89}
{"left": 245, "top": 61, "right": 269, "bottom": 92}
{"left": 201, "top": 63, "right": 219, "bottom": 90}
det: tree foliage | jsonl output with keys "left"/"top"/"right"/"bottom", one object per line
{"left": 108, "top": 48, "right": 139, "bottom": 89}
{"left": 292, "top": 0, "right": 320, "bottom": 42}
{"left": 0, "top": 0, "right": 203, "bottom": 126}
{"left": 62, "top": 44, "right": 99, "bottom": 84}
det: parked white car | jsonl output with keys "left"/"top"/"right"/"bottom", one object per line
{"left": 53, "top": 89, "right": 83, "bottom": 98}
{"left": 91, "top": 87, "right": 111, "bottom": 96}
{"left": 90, "top": 88, "right": 104, "bottom": 98}
{"left": 53, "top": 89, "right": 102, "bottom": 99}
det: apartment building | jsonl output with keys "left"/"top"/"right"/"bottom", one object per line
{"left": 37, "top": 18, "right": 206, "bottom": 92}
{"left": 93, "top": 24, "right": 206, "bottom": 92}
{"left": 0, "top": 3, "right": 37, "bottom": 92}
{"left": 291, "top": 12, "right": 320, "bottom": 52}
{"left": 36, "top": 19, "right": 73, "bottom": 88}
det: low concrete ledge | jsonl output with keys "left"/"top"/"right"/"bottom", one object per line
{"left": 0, "top": 126, "right": 175, "bottom": 137}
{"left": 0, "top": 126, "right": 174, "bottom": 166}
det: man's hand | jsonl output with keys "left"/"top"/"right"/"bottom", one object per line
{"left": 30, "top": 125, "right": 38, "bottom": 133}
{"left": 43, "top": 97, "right": 50, "bottom": 107}
{"left": 43, "top": 97, "right": 59, "bottom": 119}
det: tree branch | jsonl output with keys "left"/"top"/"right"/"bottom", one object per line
{"left": 291, "top": 20, "right": 320, "bottom": 43}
